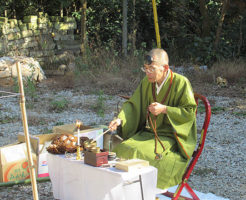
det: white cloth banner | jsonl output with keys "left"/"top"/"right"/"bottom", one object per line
{"left": 47, "top": 154, "right": 158, "bottom": 200}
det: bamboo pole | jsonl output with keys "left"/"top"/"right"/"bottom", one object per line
{"left": 152, "top": 0, "right": 161, "bottom": 48}
{"left": 0, "top": 177, "right": 50, "bottom": 187}
{"left": 16, "top": 62, "right": 39, "bottom": 200}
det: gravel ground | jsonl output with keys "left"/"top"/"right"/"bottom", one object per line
{"left": 0, "top": 87, "right": 245, "bottom": 200}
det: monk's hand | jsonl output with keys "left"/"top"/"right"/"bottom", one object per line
{"left": 108, "top": 118, "right": 121, "bottom": 131}
{"left": 148, "top": 102, "right": 167, "bottom": 116}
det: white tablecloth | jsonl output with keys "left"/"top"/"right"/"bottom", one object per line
{"left": 47, "top": 153, "right": 157, "bottom": 200}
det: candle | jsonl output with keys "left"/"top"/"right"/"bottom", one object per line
{"left": 76, "top": 120, "right": 82, "bottom": 146}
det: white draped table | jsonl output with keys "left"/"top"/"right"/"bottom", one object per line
{"left": 47, "top": 153, "right": 158, "bottom": 200}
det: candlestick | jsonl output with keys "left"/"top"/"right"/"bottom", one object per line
{"left": 76, "top": 120, "right": 82, "bottom": 146}
{"left": 76, "top": 120, "right": 82, "bottom": 160}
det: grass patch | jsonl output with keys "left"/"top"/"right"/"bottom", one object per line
{"left": 92, "top": 90, "right": 106, "bottom": 118}
{"left": 74, "top": 45, "right": 145, "bottom": 93}
{"left": 193, "top": 167, "right": 217, "bottom": 176}
{"left": 41, "top": 128, "right": 53, "bottom": 134}
{"left": 190, "top": 59, "right": 246, "bottom": 84}
{"left": 196, "top": 105, "right": 225, "bottom": 114}
{"left": 211, "top": 106, "right": 225, "bottom": 114}
{"left": 233, "top": 111, "right": 246, "bottom": 117}
{"left": 54, "top": 121, "right": 65, "bottom": 126}
{"left": 0, "top": 116, "right": 19, "bottom": 124}
{"left": 49, "top": 98, "right": 69, "bottom": 113}
{"left": 197, "top": 105, "right": 205, "bottom": 113}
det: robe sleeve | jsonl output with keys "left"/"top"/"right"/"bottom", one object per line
{"left": 117, "top": 79, "right": 147, "bottom": 139}
{"left": 166, "top": 76, "right": 197, "bottom": 159}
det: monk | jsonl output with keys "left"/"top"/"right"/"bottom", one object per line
{"left": 109, "top": 48, "right": 197, "bottom": 189}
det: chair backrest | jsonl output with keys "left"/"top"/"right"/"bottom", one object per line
{"left": 182, "top": 93, "right": 211, "bottom": 181}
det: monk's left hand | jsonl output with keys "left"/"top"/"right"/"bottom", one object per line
{"left": 148, "top": 102, "right": 167, "bottom": 115}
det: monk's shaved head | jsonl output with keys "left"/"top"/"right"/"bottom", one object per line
{"left": 147, "top": 48, "right": 169, "bottom": 66}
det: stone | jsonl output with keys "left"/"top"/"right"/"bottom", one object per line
{"left": 38, "top": 12, "right": 44, "bottom": 17}
{"left": 8, "top": 27, "right": 21, "bottom": 34}
{"left": 29, "top": 50, "right": 54, "bottom": 57}
{"left": 18, "top": 20, "right": 23, "bottom": 26}
{"left": 0, "top": 17, "right": 8, "bottom": 23}
{"left": 38, "top": 23, "right": 48, "bottom": 29}
{"left": 8, "top": 39, "right": 24, "bottom": 46}
{"left": 19, "top": 24, "right": 28, "bottom": 31}
{"left": 27, "top": 22, "right": 38, "bottom": 30}
{"left": 22, "top": 40, "right": 38, "bottom": 49}
{"left": 38, "top": 17, "right": 49, "bottom": 24}
{"left": 49, "top": 16, "right": 62, "bottom": 22}
{"left": 36, "top": 35, "right": 56, "bottom": 50}
{"left": 63, "top": 17, "right": 76, "bottom": 23}
{"left": 7, "top": 32, "right": 21, "bottom": 40}
{"left": 54, "top": 22, "right": 77, "bottom": 30}
{"left": 0, "top": 23, "right": 10, "bottom": 34}
{"left": 8, "top": 19, "right": 18, "bottom": 28}
{"left": 23, "top": 16, "right": 38, "bottom": 23}
{"left": 21, "top": 30, "right": 33, "bottom": 38}
{"left": 0, "top": 56, "right": 46, "bottom": 82}
{"left": 56, "top": 40, "right": 81, "bottom": 51}
{"left": 29, "top": 51, "right": 44, "bottom": 58}
{"left": 0, "top": 68, "right": 11, "bottom": 78}
{"left": 60, "top": 34, "right": 74, "bottom": 41}
{"left": 0, "top": 41, "right": 6, "bottom": 53}
{"left": 32, "top": 30, "right": 41, "bottom": 36}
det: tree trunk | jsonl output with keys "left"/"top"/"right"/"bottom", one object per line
{"left": 214, "top": 0, "right": 229, "bottom": 49}
{"left": 80, "top": 0, "right": 87, "bottom": 56}
{"left": 237, "top": 16, "right": 243, "bottom": 57}
{"left": 199, "top": 0, "right": 211, "bottom": 37}
{"left": 131, "top": 0, "right": 137, "bottom": 53}
{"left": 122, "top": 0, "right": 128, "bottom": 57}
{"left": 60, "top": 4, "right": 63, "bottom": 17}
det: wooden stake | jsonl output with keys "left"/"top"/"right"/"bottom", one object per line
{"left": 16, "top": 62, "right": 39, "bottom": 200}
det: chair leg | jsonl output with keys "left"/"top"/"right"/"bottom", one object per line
{"left": 184, "top": 183, "right": 200, "bottom": 200}
{"left": 162, "top": 191, "right": 193, "bottom": 200}
{"left": 162, "top": 182, "right": 199, "bottom": 200}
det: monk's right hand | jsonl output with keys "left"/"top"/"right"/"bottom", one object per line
{"left": 108, "top": 118, "right": 121, "bottom": 131}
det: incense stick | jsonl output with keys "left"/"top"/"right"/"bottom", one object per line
{"left": 92, "top": 129, "right": 111, "bottom": 142}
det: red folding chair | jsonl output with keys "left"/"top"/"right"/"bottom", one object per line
{"left": 162, "top": 93, "right": 211, "bottom": 200}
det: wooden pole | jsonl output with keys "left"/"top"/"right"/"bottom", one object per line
{"left": 16, "top": 62, "right": 39, "bottom": 200}
{"left": 152, "top": 0, "right": 161, "bottom": 48}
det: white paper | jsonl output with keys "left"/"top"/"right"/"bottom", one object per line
{"left": 79, "top": 128, "right": 103, "bottom": 149}
{"left": 1, "top": 144, "right": 26, "bottom": 162}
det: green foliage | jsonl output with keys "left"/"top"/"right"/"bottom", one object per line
{"left": 55, "top": 121, "right": 65, "bottom": 126}
{"left": 2, "top": 0, "right": 246, "bottom": 65}
{"left": 50, "top": 98, "right": 69, "bottom": 113}
{"left": 12, "top": 77, "right": 38, "bottom": 107}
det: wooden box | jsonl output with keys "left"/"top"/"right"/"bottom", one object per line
{"left": 84, "top": 151, "right": 108, "bottom": 167}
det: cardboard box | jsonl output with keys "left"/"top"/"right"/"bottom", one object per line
{"left": 0, "top": 143, "right": 37, "bottom": 182}
{"left": 17, "top": 125, "right": 104, "bottom": 178}
{"left": 52, "top": 123, "right": 91, "bottom": 135}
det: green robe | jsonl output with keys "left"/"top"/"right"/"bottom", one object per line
{"left": 114, "top": 71, "right": 197, "bottom": 189}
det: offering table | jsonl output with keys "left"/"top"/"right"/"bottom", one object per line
{"left": 47, "top": 153, "right": 157, "bottom": 200}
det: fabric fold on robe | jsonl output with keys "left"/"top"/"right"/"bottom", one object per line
{"left": 114, "top": 71, "right": 197, "bottom": 189}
